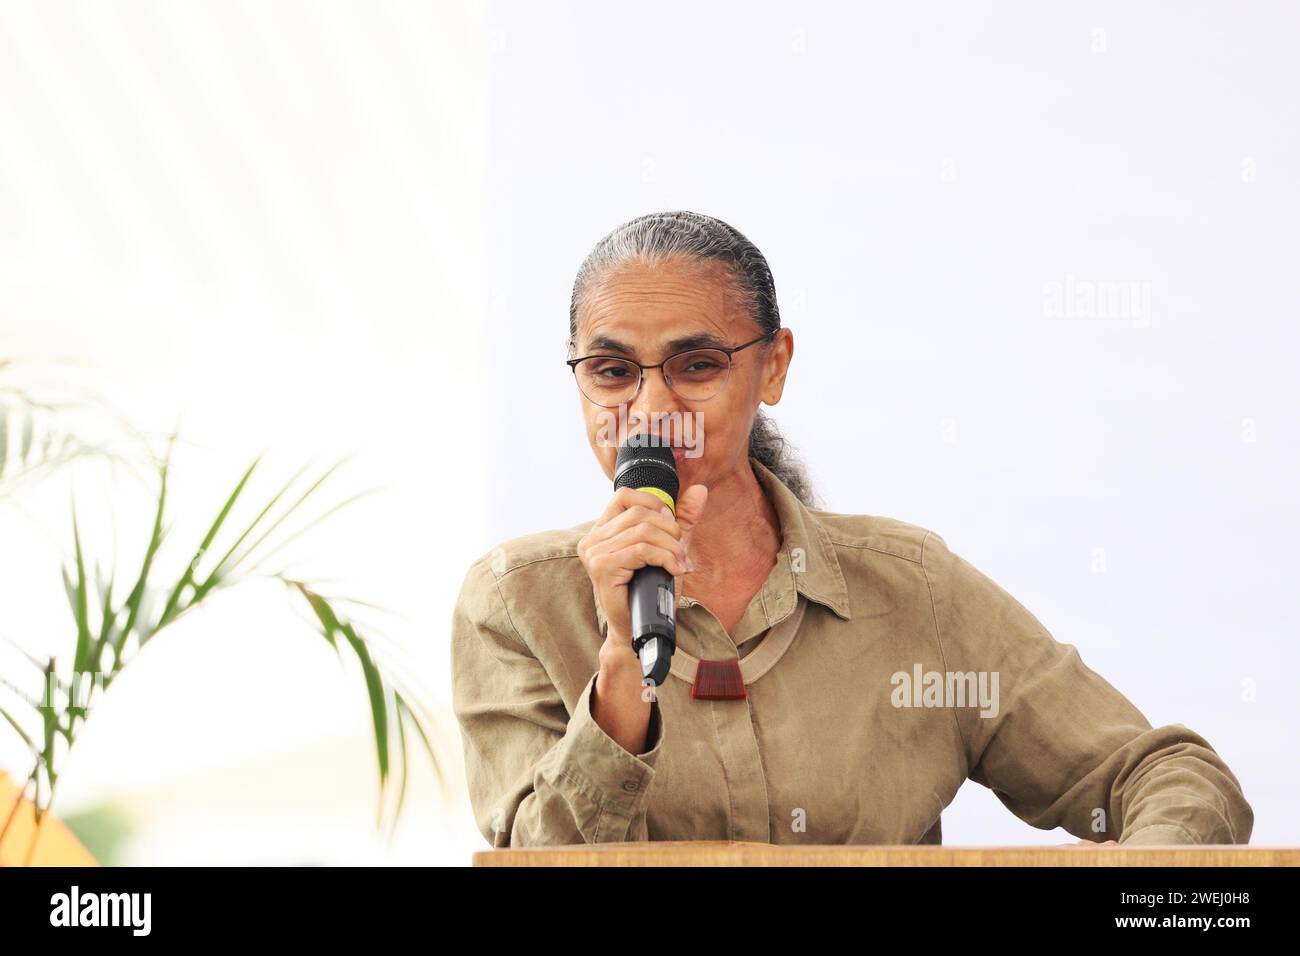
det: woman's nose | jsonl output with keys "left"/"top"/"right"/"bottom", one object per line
{"left": 632, "top": 366, "right": 683, "bottom": 416}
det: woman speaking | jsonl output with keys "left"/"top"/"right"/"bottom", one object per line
{"left": 450, "top": 210, "right": 1253, "bottom": 848}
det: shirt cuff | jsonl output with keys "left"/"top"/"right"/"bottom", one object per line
{"left": 550, "top": 670, "right": 664, "bottom": 818}
{"left": 1118, "top": 823, "right": 1200, "bottom": 846}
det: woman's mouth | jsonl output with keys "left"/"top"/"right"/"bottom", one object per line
{"left": 671, "top": 445, "right": 687, "bottom": 464}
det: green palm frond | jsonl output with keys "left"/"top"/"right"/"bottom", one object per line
{"left": 1, "top": 423, "right": 445, "bottom": 851}
{"left": 0, "top": 364, "right": 149, "bottom": 499}
{"left": 281, "top": 577, "right": 444, "bottom": 837}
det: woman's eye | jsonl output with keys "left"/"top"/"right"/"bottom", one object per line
{"left": 683, "top": 359, "right": 722, "bottom": 373}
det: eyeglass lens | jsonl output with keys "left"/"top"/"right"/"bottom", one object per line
{"left": 574, "top": 349, "right": 731, "bottom": 405}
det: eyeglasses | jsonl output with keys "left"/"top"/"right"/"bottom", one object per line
{"left": 566, "top": 330, "right": 776, "bottom": 407}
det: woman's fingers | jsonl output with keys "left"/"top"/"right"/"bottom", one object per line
{"left": 597, "top": 524, "right": 688, "bottom": 574}
{"left": 579, "top": 486, "right": 691, "bottom": 642}
{"left": 617, "top": 541, "right": 688, "bottom": 578}
{"left": 587, "top": 541, "right": 686, "bottom": 588}
{"left": 589, "top": 503, "right": 681, "bottom": 546}
{"left": 593, "top": 486, "right": 674, "bottom": 526}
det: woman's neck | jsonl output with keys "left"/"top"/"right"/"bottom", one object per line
{"left": 682, "top": 459, "right": 782, "bottom": 592}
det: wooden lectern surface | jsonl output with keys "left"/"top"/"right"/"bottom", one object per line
{"left": 473, "top": 841, "right": 1299, "bottom": 867}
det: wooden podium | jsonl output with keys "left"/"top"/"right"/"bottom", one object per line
{"left": 474, "top": 840, "right": 1299, "bottom": 867}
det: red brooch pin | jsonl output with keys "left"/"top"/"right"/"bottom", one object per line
{"left": 691, "top": 659, "right": 746, "bottom": 699}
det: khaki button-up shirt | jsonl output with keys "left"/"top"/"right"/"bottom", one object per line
{"left": 450, "top": 457, "right": 1253, "bottom": 848}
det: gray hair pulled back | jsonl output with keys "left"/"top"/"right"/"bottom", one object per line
{"left": 567, "top": 210, "right": 817, "bottom": 507}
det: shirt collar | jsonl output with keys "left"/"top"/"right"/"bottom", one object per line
{"left": 591, "top": 456, "right": 853, "bottom": 636}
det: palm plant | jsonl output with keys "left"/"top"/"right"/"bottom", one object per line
{"left": 0, "top": 367, "right": 444, "bottom": 864}
{"left": 0, "top": 358, "right": 148, "bottom": 501}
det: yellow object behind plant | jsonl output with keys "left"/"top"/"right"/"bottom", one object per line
{"left": 0, "top": 770, "right": 98, "bottom": 866}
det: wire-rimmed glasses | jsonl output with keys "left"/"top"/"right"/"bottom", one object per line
{"left": 566, "top": 330, "right": 776, "bottom": 408}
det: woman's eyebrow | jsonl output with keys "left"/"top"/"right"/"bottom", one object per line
{"left": 584, "top": 332, "right": 729, "bottom": 356}
{"left": 584, "top": 335, "right": 636, "bottom": 356}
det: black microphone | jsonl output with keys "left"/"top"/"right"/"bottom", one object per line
{"left": 613, "top": 433, "right": 680, "bottom": 686}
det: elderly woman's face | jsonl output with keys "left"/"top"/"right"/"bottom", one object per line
{"left": 573, "top": 256, "right": 791, "bottom": 489}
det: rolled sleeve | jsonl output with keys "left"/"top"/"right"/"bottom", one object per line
{"left": 1119, "top": 822, "right": 1199, "bottom": 846}
{"left": 451, "top": 555, "right": 664, "bottom": 847}
{"left": 921, "top": 531, "right": 1254, "bottom": 846}
{"left": 551, "top": 670, "right": 663, "bottom": 819}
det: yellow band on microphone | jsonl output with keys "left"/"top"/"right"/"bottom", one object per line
{"left": 638, "top": 486, "right": 676, "bottom": 515}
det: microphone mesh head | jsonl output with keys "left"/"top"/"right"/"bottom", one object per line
{"left": 614, "top": 434, "right": 680, "bottom": 504}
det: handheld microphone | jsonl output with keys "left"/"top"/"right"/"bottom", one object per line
{"left": 613, "top": 433, "right": 680, "bottom": 686}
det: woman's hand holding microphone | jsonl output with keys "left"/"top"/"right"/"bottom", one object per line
{"left": 576, "top": 483, "right": 708, "bottom": 755}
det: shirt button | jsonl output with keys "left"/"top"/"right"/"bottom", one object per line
{"left": 621, "top": 780, "right": 640, "bottom": 793}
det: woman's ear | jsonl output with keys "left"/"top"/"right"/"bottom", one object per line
{"left": 760, "top": 328, "right": 793, "bottom": 406}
